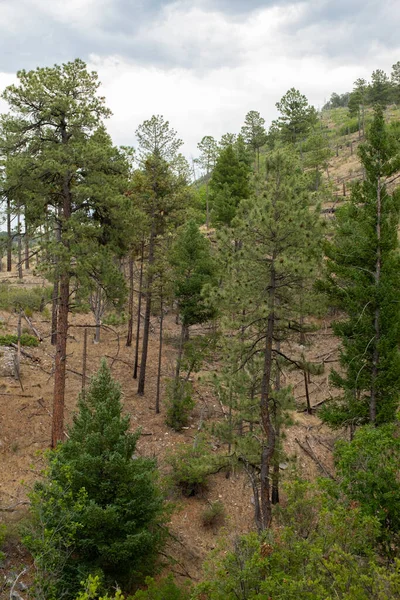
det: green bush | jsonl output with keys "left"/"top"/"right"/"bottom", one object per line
{"left": 0, "top": 524, "right": 6, "bottom": 564}
{"left": 334, "top": 424, "right": 400, "bottom": 555}
{"left": 132, "top": 575, "right": 191, "bottom": 600}
{"left": 339, "top": 118, "right": 359, "bottom": 136}
{"left": 0, "top": 333, "right": 39, "bottom": 347}
{"left": 103, "top": 312, "right": 127, "bottom": 327}
{"left": 0, "top": 285, "right": 52, "bottom": 312}
{"left": 201, "top": 501, "right": 226, "bottom": 529}
{"left": 166, "top": 437, "right": 220, "bottom": 497}
{"left": 196, "top": 480, "right": 399, "bottom": 600}
{"left": 165, "top": 379, "right": 195, "bottom": 432}
{"left": 25, "top": 361, "right": 168, "bottom": 600}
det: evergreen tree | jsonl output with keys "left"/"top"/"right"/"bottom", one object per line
{"left": 275, "top": 88, "right": 318, "bottom": 144}
{"left": 195, "top": 135, "right": 218, "bottom": 227}
{"left": 391, "top": 61, "right": 400, "bottom": 104}
{"left": 0, "top": 60, "right": 129, "bottom": 447}
{"left": 320, "top": 107, "right": 400, "bottom": 429}
{"left": 215, "top": 150, "right": 322, "bottom": 529}
{"left": 25, "top": 361, "right": 167, "bottom": 600}
{"left": 369, "top": 69, "right": 391, "bottom": 107}
{"left": 240, "top": 110, "right": 267, "bottom": 172}
{"left": 209, "top": 143, "right": 251, "bottom": 227}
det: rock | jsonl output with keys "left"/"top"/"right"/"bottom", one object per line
{"left": 0, "top": 346, "right": 15, "bottom": 377}
{"left": 11, "top": 592, "right": 25, "bottom": 600}
{"left": 18, "top": 581, "right": 28, "bottom": 592}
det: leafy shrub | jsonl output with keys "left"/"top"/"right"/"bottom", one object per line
{"left": 0, "top": 285, "right": 52, "bottom": 312}
{"left": 165, "top": 379, "right": 195, "bottom": 432}
{"left": 103, "top": 312, "right": 127, "bottom": 327}
{"left": 75, "top": 575, "right": 124, "bottom": 599}
{"left": 334, "top": 424, "right": 400, "bottom": 555}
{"left": 201, "top": 501, "right": 226, "bottom": 529}
{"left": 166, "top": 437, "right": 221, "bottom": 497}
{"left": 339, "top": 118, "right": 359, "bottom": 136}
{"left": 196, "top": 480, "right": 399, "bottom": 600}
{"left": 132, "top": 575, "right": 191, "bottom": 600}
{"left": 0, "top": 524, "right": 6, "bottom": 563}
{"left": 25, "top": 361, "right": 168, "bottom": 599}
{"left": 0, "top": 333, "right": 39, "bottom": 347}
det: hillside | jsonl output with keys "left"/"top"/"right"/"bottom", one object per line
{"left": 1, "top": 104, "right": 400, "bottom": 598}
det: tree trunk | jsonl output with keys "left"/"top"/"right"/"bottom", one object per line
{"left": 51, "top": 278, "right": 59, "bottom": 346}
{"left": 370, "top": 173, "right": 381, "bottom": 424}
{"left": 304, "top": 370, "right": 312, "bottom": 414}
{"left": 126, "top": 252, "right": 134, "bottom": 347}
{"left": 24, "top": 208, "right": 29, "bottom": 270}
{"left": 82, "top": 327, "right": 88, "bottom": 396}
{"left": 138, "top": 230, "right": 155, "bottom": 396}
{"left": 259, "top": 264, "right": 276, "bottom": 530}
{"left": 17, "top": 209, "right": 22, "bottom": 280}
{"left": 271, "top": 340, "right": 281, "bottom": 505}
{"left": 155, "top": 295, "right": 164, "bottom": 414}
{"left": 51, "top": 271, "right": 69, "bottom": 447}
{"left": 133, "top": 241, "right": 144, "bottom": 379}
{"left": 7, "top": 197, "right": 12, "bottom": 272}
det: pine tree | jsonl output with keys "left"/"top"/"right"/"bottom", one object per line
{"left": 0, "top": 61, "right": 129, "bottom": 447}
{"left": 215, "top": 149, "right": 322, "bottom": 529}
{"left": 26, "top": 360, "right": 167, "bottom": 600}
{"left": 241, "top": 110, "right": 267, "bottom": 172}
{"left": 195, "top": 136, "right": 218, "bottom": 227}
{"left": 209, "top": 143, "right": 251, "bottom": 227}
{"left": 321, "top": 107, "right": 400, "bottom": 429}
{"left": 275, "top": 88, "right": 318, "bottom": 144}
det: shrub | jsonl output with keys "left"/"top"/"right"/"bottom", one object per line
{"left": 132, "top": 575, "right": 191, "bottom": 600}
{"left": 0, "top": 285, "right": 52, "bottom": 312}
{"left": 201, "top": 501, "right": 226, "bottom": 529}
{"left": 166, "top": 437, "right": 221, "bottom": 497}
{"left": 165, "top": 379, "right": 195, "bottom": 432}
{"left": 0, "top": 333, "right": 39, "bottom": 347}
{"left": 339, "top": 118, "right": 359, "bottom": 136}
{"left": 25, "top": 361, "right": 168, "bottom": 599}
{"left": 103, "top": 312, "right": 127, "bottom": 327}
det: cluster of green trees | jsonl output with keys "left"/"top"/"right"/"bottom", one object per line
{"left": 1, "top": 57, "right": 400, "bottom": 599}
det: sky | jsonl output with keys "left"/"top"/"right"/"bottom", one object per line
{"left": 0, "top": 0, "right": 399, "bottom": 159}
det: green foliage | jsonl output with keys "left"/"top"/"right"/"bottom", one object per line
{"left": 209, "top": 144, "right": 251, "bottom": 226}
{"left": 75, "top": 575, "right": 124, "bottom": 599}
{"left": 102, "top": 312, "right": 128, "bottom": 327}
{"left": 334, "top": 424, "right": 400, "bottom": 553}
{"left": 196, "top": 480, "right": 400, "bottom": 600}
{"left": 164, "top": 379, "right": 195, "bottom": 432}
{"left": 274, "top": 88, "right": 318, "bottom": 144}
{"left": 170, "top": 221, "right": 217, "bottom": 327}
{"left": 319, "top": 107, "right": 400, "bottom": 427}
{"left": 201, "top": 501, "right": 226, "bottom": 529}
{"left": 0, "top": 333, "right": 39, "bottom": 347}
{"left": 339, "top": 117, "right": 360, "bottom": 135}
{"left": 0, "top": 285, "right": 51, "bottom": 312}
{"left": 25, "top": 361, "right": 167, "bottom": 599}
{"left": 166, "top": 437, "right": 220, "bottom": 497}
{"left": 132, "top": 575, "right": 190, "bottom": 600}
{"left": 0, "top": 524, "right": 6, "bottom": 564}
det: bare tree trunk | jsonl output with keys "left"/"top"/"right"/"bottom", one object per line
{"left": 133, "top": 241, "right": 144, "bottom": 380}
{"left": 51, "top": 271, "right": 69, "bottom": 447}
{"left": 17, "top": 209, "right": 22, "bottom": 280}
{"left": 271, "top": 340, "right": 281, "bottom": 505}
{"left": 7, "top": 197, "right": 12, "bottom": 272}
{"left": 126, "top": 252, "right": 134, "bottom": 347}
{"left": 138, "top": 228, "right": 155, "bottom": 396}
{"left": 24, "top": 207, "right": 29, "bottom": 270}
{"left": 82, "top": 327, "right": 88, "bottom": 396}
{"left": 370, "top": 174, "right": 381, "bottom": 424}
{"left": 304, "top": 370, "right": 312, "bottom": 415}
{"left": 259, "top": 264, "right": 276, "bottom": 530}
{"left": 155, "top": 295, "right": 164, "bottom": 414}
{"left": 51, "top": 278, "right": 59, "bottom": 346}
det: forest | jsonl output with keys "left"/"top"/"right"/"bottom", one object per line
{"left": 0, "top": 58, "right": 400, "bottom": 599}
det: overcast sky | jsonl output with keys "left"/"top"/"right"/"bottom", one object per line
{"left": 0, "top": 0, "right": 399, "bottom": 159}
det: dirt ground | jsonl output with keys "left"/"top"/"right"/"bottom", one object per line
{"left": 0, "top": 268, "right": 343, "bottom": 597}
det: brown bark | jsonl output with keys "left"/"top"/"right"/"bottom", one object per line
{"left": 51, "top": 271, "right": 69, "bottom": 447}
{"left": 7, "top": 197, "right": 12, "bottom": 272}
{"left": 126, "top": 252, "right": 134, "bottom": 347}
{"left": 51, "top": 278, "right": 59, "bottom": 346}
{"left": 304, "top": 370, "right": 312, "bottom": 415}
{"left": 133, "top": 241, "right": 144, "bottom": 379}
{"left": 155, "top": 295, "right": 164, "bottom": 414}
{"left": 17, "top": 210, "right": 22, "bottom": 280}
{"left": 271, "top": 340, "right": 281, "bottom": 506}
{"left": 82, "top": 327, "right": 88, "bottom": 396}
{"left": 138, "top": 228, "right": 155, "bottom": 395}
{"left": 259, "top": 263, "right": 276, "bottom": 530}
{"left": 370, "top": 172, "right": 381, "bottom": 424}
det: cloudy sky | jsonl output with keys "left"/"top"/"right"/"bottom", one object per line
{"left": 0, "top": 0, "right": 399, "bottom": 158}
